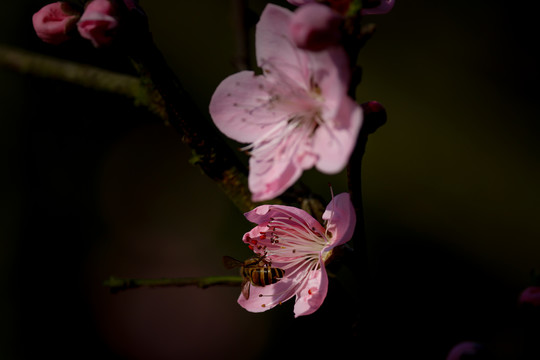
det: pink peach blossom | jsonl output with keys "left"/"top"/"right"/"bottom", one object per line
{"left": 289, "top": 2, "right": 343, "bottom": 51}
{"left": 209, "top": 4, "right": 362, "bottom": 201}
{"left": 32, "top": 2, "right": 80, "bottom": 45}
{"left": 238, "top": 192, "right": 356, "bottom": 317}
{"left": 77, "top": 0, "right": 118, "bottom": 47}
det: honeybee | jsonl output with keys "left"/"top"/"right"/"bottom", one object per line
{"left": 223, "top": 255, "right": 285, "bottom": 300}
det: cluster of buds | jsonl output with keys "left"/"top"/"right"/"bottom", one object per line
{"left": 32, "top": 0, "right": 122, "bottom": 47}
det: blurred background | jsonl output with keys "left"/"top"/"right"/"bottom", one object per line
{"left": 1, "top": 0, "right": 539, "bottom": 358}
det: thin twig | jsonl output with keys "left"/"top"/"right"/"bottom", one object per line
{"left": 232, "top": 0, "right": 250, "bottom": 71}
{"left": 104, "top": 275, "right": 243, "bottom": 293}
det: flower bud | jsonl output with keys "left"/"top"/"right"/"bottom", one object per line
{"left": 32, "top": 2, "right": 80, "bottom": 45}
{"left": 360, "top": 101, "right": 387, "bottom": 134}
{"left": 77, "top": 0, "right": 119, "bottom": 47}
{"left": 289, "top": 3, "right": 343, "bottom": 51}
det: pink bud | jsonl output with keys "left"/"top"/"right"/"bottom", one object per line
{"left": 32, "top": 2, "right": 80, "bottom": 45}
{"left": 518, "top": 286, "right": 540, "bottom": 307}
{"left": 77, "top": 0, "right": 119, "bottom": 47}
{"left": 289, "top": 3, "right": 343, "bottom": 52}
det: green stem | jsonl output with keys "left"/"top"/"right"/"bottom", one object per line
{"left": 104, "top": 275, "right": 243, "bottom": 293}
{"left": 0, "top": 44, "right": 166, "bottom": 120}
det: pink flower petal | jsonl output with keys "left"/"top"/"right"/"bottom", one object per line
{"left": 314, "top": 96, "right": 363, "bottom": 173}
{"left": 244, "top": 204, "right": 326, "bottom": 237}
{"left": 237, "top": 276, "right": 297, "bottom": 313}
{"left": 293, "top": 262, "right": 328, "bottom": 317}
{"left": 247, "top": 125, "right": 318, "bottom": 202}
{"left": 289, "top": 3, "right": 343, "bottom": 52}
{"left": 209, "top": 71, "right": 290, "bottom": 144}
{"left": 322, "top": 193, "right": 356, "bottom": 247}
{"left": 248, "top": 157, "right": 304, "bottom": 203}
{"left": 256, "top": 4, "right": 311, "bottom": 89}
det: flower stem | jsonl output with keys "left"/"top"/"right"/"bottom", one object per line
{"left": 103, "top": 275, "right": 243, "bottom": 293}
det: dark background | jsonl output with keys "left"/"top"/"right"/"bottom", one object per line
{"left": 1, "top": 0, "right": 539, "bottom": 358}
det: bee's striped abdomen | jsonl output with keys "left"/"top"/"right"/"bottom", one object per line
{"left": 244, "top": 266, "right": 284, "bottom": 287}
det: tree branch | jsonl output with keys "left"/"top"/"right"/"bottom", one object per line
{"left": 104, "top": 275, "right": 243, "bottom": 293}
{"left": 0, "top": 44, "right": 167, "bottom": 120}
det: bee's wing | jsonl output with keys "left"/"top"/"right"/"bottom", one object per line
{"left": 222, "top": 256, "right": 243, "bottom": 269}
{"left": 241, "top": 279, "right": 251, "bottom": 300}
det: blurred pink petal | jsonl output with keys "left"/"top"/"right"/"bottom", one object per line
{"left": 289, "top": 3, "right": 343, "bottom": 51}
{"left": 238, "top": 192, "right": 356, "bottom": 317}
{"left": 32, "top": 2, "right": 80, "bottom": 45}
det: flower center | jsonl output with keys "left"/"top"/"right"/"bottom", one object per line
{"left": 260, "top": 215, "right": 329, "bottom": 269}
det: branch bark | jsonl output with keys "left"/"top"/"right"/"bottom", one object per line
{"left": 0, "top": 44, "right": 166, "bottom": 120}
{"left": 104, "top": 275, "right": 243, "bottom": 293}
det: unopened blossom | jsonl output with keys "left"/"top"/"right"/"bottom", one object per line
{"left": 238, "top": 192, "right": 356, "bottom": 317}
{"left": 289, "top": 3, "right": 343, "bottom": 51}
{"left": 362, "top": 0, "right": 395, "bottom": 15}
{"left": 32, "top": 2, "right": 80, "bottom": 45}
{"left": 77, "top": 0, "right": 118, "bottom": 47}
{"left": 210, "top": 4, "right": 362, "bottom": 201}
